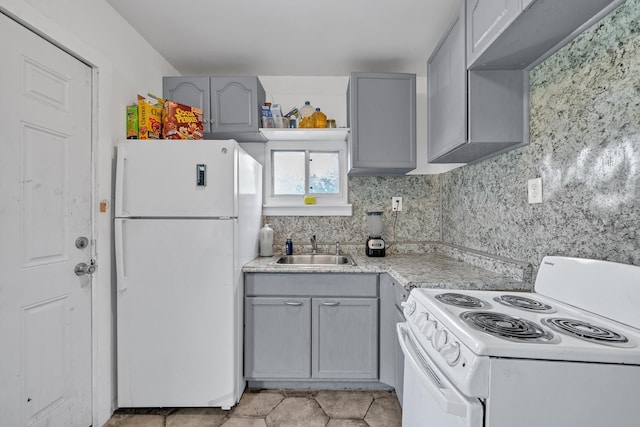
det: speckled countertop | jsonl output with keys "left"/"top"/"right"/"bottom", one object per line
{"left": 243, "top": 252, "right": 532, "bottom": 291}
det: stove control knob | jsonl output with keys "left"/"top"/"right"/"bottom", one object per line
{"left": 423, "top": 319, "right": 437, "bottom": 339}
{"left": 401, "top": 300, "right": 416, "bottom": 317}
{"left": 414, "top": 311, "right": 429, "bottom": 329}
{"left": 432, "top": 328, "right": 448, "bottom": 350}
{"left": 440, "top": 342, "right": 461, "bottom": 366}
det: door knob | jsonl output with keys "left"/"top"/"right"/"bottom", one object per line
{"left": 75, "top": 260, "right": 96, "bottom": 276}
{"left": 75, "top": 236, "right": 89, "bottom": 249}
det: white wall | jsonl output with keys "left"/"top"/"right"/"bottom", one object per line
{"left": 0, "top": 1, "right": 178, "bottom": 425}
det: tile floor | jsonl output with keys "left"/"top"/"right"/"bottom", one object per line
{"left": 104, "top": 389, "right": 402, "bottom": 427}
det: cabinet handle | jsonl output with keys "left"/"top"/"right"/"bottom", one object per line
{"left": 284, "top": 301, "right": 303, "bottom": 306}
{"left": 321, "top": 302, "right": 340, "bottom": 306}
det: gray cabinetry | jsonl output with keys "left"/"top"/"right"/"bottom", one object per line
{"left": 163, "top": 76, "right": 265, "bottom": 141}
{"left": 244, "top": 297, "right": 311, "bottom": 379}
{"left": 428, "top": 2, "right": 527, "bottom": 164}
{"left": 313, "top": 298, "right": 378, "bottom": 380}
{"left": 466, "top": 0, "right": 522, "bottom": 68}
{"left": 347, "top": 72, "right": 416, "bottom": 176}
{"left": 379, "top": 274, "right": 407, "bottom": 403}
{"left": 163, "top": 76, "right": 211, "bottom": 132}
{"left": 467, "top": 0, "right": 624, "bottom": 69}
{"left": 244, "top": 273, "right": 379, "bottom": 381}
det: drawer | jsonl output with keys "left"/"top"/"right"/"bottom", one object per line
{"left": 245, "top": 273, "right": 379, "bottom": 297}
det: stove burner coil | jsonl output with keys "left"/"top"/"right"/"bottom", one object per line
{"left": 461, "top": 311, "right": 556, "bottom": 343}
{"left": 435, "top": 293, "right": 489, "bottom": 309}
{"left": 494, "top": 295, "right": 556, "bottom": 313}
{"left": 542, "top": 318, "right": 635, "bottom": 348}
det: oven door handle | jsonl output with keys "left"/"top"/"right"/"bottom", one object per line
{"left": 397, "top": 323, "right": 468, "bottom": 417}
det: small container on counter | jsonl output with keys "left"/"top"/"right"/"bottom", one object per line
{"left": 259, "top": 223, "right": 274, "bottom": 256}
{"left": 285, "top": 238, "right": 293, "bottom": 255}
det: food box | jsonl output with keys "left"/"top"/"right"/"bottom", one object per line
{"left": 137, "top": 94, "right": 164, "bottom": 139}
{"left": 162, "top": 100, "right": 204, "bottom": 140}
{"left": 126, "top": 104, "right": 138, "bottom": 139}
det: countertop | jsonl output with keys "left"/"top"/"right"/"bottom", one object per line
{"left": 243, "top": 251, "right": 532, "bottom": 291}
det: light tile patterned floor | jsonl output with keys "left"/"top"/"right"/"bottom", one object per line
{"left": 104, "top": 389, "right": 402, "bottom": 427}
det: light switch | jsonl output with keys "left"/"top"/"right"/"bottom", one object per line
{"left": 528, "top": 178, "right": 543, "bottom": 204}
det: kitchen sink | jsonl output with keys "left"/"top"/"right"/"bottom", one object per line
{"left": 275, "top": 254, "right": 357, "bottom": 266}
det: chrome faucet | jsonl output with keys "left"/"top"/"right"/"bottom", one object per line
{"left": 336, "top": 241, "right": 340, "bottom": 256}
{"left": 311, "top": 235, "right": 317, "bottom": 254}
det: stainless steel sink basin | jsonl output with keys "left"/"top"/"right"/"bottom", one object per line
{"left": 275, "top": 254, "right": 356, "bottom": 266}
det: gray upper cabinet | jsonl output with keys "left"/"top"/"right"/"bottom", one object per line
{"left": 467, "top": 0, "right": 522, "bottom": 67}
{"left": 347, "top": 72, "right": 416, "bottom": 176}
{"left": 428, "top": 2, "right": 528, "bottom": 164}
{"left": 467, "top": 0, "right": 625, "bottom": 69}
{"left": 163, "top": 76, "right": 266, "bottom": 141}
{"left": 163, "top": 76, "right": 211, "bottom": 132}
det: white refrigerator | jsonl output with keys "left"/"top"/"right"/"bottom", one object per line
{"left": 114, "top": 140, "right": 262, "bottom": 409}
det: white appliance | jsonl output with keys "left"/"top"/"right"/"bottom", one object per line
{"left": 114, "top": 140, "right": 262, "bottom": 409}
{"left": 398, "top": 256, "right": 640, "bottom": 427}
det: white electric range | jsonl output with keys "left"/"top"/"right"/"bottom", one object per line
{"left": 397, "top": 256, "right": 640, "bottom": 427}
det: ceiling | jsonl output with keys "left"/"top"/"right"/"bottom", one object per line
{"left": 106, "top": 0, "right": 461, "bottom": 77}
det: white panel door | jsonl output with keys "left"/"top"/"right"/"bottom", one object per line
{"left": 115, "top": 218, "right": 236, "bottom": 407}
{"left": 0, "top": 12, "right": 93, "bottom": 427}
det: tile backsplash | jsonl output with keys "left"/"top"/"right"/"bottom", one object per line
{"left": 266, "top": 175, "right": 440, "bottom": 253}
{"left": 267, "top": 0, "right": 640, "bottom": 274}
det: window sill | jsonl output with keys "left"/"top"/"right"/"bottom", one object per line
{"left": 263, "top": 204, "right": 353, "bottom": 217}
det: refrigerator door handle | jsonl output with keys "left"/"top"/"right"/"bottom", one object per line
{"left": 114, "top": 219, "right": 127, "bottom": 291}
{"left": 115, "top": 155, "right": 127, "bottom": 217}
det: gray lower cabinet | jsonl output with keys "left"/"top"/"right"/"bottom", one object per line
{"left": 163, "top": 76, "right": 265, "bottom": 141}
{"left": 244, "top": 273, "right": 379, "bottom": 381}
{"left": 312, "top": 298, "right": 378, "bottom": 379}
{"left": 347, "top": 72, "right": 416, "bottom": 176}
{"left": 378, "top": 273, "right": 407, "bottom": 402}
{"left": 244, "top": 297, "right": 311, "bottom": 379}
{"left": 428, "top": 1, "right": 527, "bottom": 164}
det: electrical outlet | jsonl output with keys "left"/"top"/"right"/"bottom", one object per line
{"left": 528, "top": 178, "right": 543, "bottom": 204}
{"left": 392, "top": 197, "right": 403, "bottom": 212}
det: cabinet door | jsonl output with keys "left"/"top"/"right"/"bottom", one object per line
{"left": 210, "top": 77, "right": 265, "bottom": 133}
{"left": 244, "top": 297, "right": 311, "bottom": 379}
{"left": 467, "top": 0, "right": 522, "bottom": 67}
{"left": 163, "top": 77, "right": 211, "bottom": 133}
{"left": 348, "top": 72, "right": 416, "bottom": 175}
{"left": 427, "top": 2, "right": 467, "bottom": 162}
{"left": 312, "top": 298, "right": 378, "bottom": 379}
{"left": 379, "top": 274, "right": 407, "bottom": 392}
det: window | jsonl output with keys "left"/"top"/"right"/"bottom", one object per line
{"left": 264, "top": 139, "right": 351, "bottom": 216}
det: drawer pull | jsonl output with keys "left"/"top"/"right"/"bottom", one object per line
{"left": 321, "top": 302, "right": 340, "bottom": 306}
{"left": 284, "top": 301, "right": 303, "bottom": 306}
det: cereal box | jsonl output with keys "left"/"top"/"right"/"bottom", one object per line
{"left": 126, "top": 104, "right": 138, "bottom": 139}
{"left": 162, "top": 100, "right": 204, "bottom": 140}
{"left": 137, "top": 94, "right": 164, "bottom": 139}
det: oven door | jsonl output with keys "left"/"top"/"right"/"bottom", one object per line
{"left": 397, "top": 323, "right": 483, "bottom": 427}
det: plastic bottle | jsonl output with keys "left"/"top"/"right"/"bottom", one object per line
{"left": 285, "top": 238, "right": 293, "bottom": 255}
{"left": 259, "top": 223, "right": 274, "bottom": 256}
{"left": 312, "top": 107, "right": 327, "bottom": 128}
{"left": 298, "top": 101, "right": 315, "bottom": 128}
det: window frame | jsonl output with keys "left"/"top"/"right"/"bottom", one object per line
{"left": 263, "top": 139, "right": 352, "bottom": 216}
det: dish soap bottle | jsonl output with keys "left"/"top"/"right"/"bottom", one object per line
{"left": 312, "top": 107, "right": 327, "bottom": 128}
{"left": 259, "top": 223, "right": 274, "bottom": 256}
{"left": 299, "top": 101, "right": 315, "bottom": 128}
